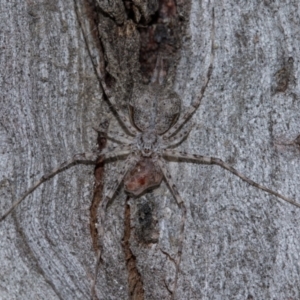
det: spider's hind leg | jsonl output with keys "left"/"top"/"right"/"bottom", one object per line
{"left": 97, "top": 153, "right": 139, "bottom": 241}
{"left": 92, "top": 153, "right": 138, "bottom": 293}
{"left": 96, "top": 154, "right": 138, "bottom": 249}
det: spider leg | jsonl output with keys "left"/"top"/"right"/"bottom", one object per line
{"left": 161, "top": 122, "right": 194, "bottom": 149}
{"left": 0, "top": 152, "right": 100, "bottom": 222}
{"left": 99, "top": 145, "right": 131, "bottom": 159}
{"left": 73, "top": 2, "right": 138, "bottom": 137}
{"left": 97, "top": 154, "right": 137, "bottom": 256}
{"left": 93, "top": 126, "right": 134, "bottom": 145}
{"left": 106, "top": 130, "right": 134, "bottom": 145}
{"left": 100, "top": 79, "right": 138, "bottom": 137}
{"left": 92, "top": 124, "right": 134, "bottom": 145}
{"left": 163, "top": 149, "right": 300, "bottom": 209}
{"left": 155, "top": 158, "right": 186, "bottom": 297}
{"left": 162, "top": 9, "right": 215, "bottom": 139}
{"left": 0, "top": 146, "right": 133, "bottom": 222}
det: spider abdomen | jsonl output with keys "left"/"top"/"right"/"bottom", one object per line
{"left": 124, "top": 157, "right": 163, "bottom": 196}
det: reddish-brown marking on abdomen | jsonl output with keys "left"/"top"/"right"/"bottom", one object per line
{"left": 124, "top": 157, "right": 163, "bottom": 196}
{"left": 138, "top": 177, "right": 146, "bottom": 186}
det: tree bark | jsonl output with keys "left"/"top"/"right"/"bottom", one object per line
{"left": 1, "top": 1, "right": 300, "bottom": 299}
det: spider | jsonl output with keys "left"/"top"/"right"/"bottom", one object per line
{"left": 2, "top": 8, "right": 300, "bottom": 298}
{"left": 2, "top": 51, "right": 300, "bottom": 294}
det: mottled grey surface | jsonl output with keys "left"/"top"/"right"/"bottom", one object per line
{"left": 0, "top": 1, "right": 104, "bottom": 299}
{"left": 1, "top": 0, "right": 300, "bottom": 300}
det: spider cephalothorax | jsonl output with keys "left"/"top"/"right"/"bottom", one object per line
{"left": 136, "top": 129, "right": 160, "bottom": 156}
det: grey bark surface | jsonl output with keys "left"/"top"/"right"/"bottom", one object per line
{"left": 1, "top": 1, "right": 300, "bottom": 300}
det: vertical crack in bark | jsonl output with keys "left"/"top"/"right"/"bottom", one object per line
{"left": 138, "top": 0, "right": 182, "bottom": 83}
{"left": 90, "top": 122, "right": 108, "bottom": 300}
{"left": 123, "top": 197, "right": 145, "bottom": 300}
{"left": 90, "top": 125, "right": 107, "bottom": 251}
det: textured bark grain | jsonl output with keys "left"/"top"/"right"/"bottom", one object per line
{"left": 123, "top": 198, "right": 144, "bottom": 300}
{"left": 1, "top": 1, "right": 300, "bottom": 300}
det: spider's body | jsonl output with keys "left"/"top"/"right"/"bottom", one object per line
{"left": 102, "top": 82, "right": 195, "bottom": 199}
{"left": 122, "top": 87, "right": 186, "bottom": 196}
{"left": 2, "top": 8, "right": 300, "bottom": 299}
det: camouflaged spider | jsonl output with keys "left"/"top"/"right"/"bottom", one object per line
{"left": 2, "top": 11, "right": 300, "bottom": 298}
{"left": 2, "top": 45, "right": 300, "bottom": 294}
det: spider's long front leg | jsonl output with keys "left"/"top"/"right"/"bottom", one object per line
{"left": 73, "top": 2, "right": 138, "bottom": 137}
{"left": 164, "top": 149, "right": 300, "bottom": 209}
{"left": 0, "top": 152, "right": 98, "bottom": 222}
{"left": 156, "top": 158, "right": 187, "bottom": 298}
{"left": 100, "top": 80, "right": 139, "bottom": 137}
{"left": 0, "top": 146, "right": 132, "bottom": 222}
{"left": 162, "top": 9, "right": 215, "bottom": 139}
